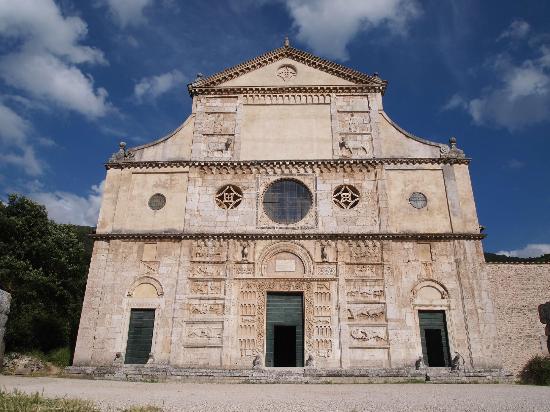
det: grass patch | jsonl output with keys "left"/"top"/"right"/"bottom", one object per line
{"left": 0, "top": 390, "right": 164, "bottom": 411}
{"left": 0, "top": 390, "right": 99, "bottom": 411}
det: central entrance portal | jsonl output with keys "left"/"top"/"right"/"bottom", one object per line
{"left": 266, "top": 293, "right": 304, "bottom": 367}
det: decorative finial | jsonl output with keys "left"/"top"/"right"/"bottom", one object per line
{"left": 284, "top": 36, "right": 290, "bottom": 47}
{"left": 449, "top": 136, "right": 457, "bottom": 148}
{"left": 119, "top": 141, "right": 126, "bottom": 149}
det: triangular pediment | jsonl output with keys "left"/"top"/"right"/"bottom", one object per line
{"left": 188, "top": 45, "right": 387, "bottom": 94}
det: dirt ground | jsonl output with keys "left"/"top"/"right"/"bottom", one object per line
{"left": 1, "top": 375, "right": 549, "bottom": 411}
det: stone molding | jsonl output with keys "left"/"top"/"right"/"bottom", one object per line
{"left": 188, "top": 45, "right": 386, "bottom": 93}
{"left": 105, "top": 157, "right": 471, "bottom": 171}
{"left": 189, "top": 85, "right": 384, "bottom": 96}
{"left": 90, "top": 233, "right": 486, "bottom": 241}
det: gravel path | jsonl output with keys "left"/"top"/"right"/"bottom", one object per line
{"left": 1, "top": 376, "right": 549, "bottom": 411}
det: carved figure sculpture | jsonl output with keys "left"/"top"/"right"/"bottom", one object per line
{"left": 241, "top": 242, "right": 250, "bottom": 262}
{"left": 208, "top": 137, "right": 233, "bottom": 157}
{"left": 253, "top": 354, "right": 263, "bottom": 369}
{"left": 415, "top": 356, "right": 425, "bottom": 370}
{"left": 109, "top": 141, "right": 135, "bottom": 162}
{"left": 450, "top": 352, "right": 464, "bottom": 371}
{"left": 339, "top": 138, "right": 369, "bottom": 157}
{"left": 305, "top": 354, "right": 315, "bottom": 368}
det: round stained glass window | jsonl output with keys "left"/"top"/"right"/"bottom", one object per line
{"left": 409, "top": 192, "right": 427, "bottom": 209}
{"left": 148, "top": 193, "right": 166, "bottom": 210}
{"left": 263, "top": 179, "right": 312, "bottom": 224}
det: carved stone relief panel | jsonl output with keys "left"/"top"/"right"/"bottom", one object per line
{"left": 347, "top": 303, "right": 386, "bottom": 324}
{"left": 344, "top": 240, "right": 382, "bottom": 264}
{"left": 205, "top": 135, "right": 234, "bottom": 159}
{"left": 316, "top": 240, "right": 336, "bottom": 263}
{"left": 189, "top": 264, "right": 227, "bottom": 278}
{"left": 237, "top": 284, "right": 258, "bottom": 357}
{"left": 345, "top": 264, "right": 383, "bottom": 279}
{"left": 191, "top": 239, "right": 228, "bottom": 262}
{"left": 139, "top": 261, "right": 160, "bottom": 276}
{"left": 233, "top": 263, "right": 255, "bottom": 278}
{"left": 313, "top": 281, "right": 334, "bottom": 358}
{"left": 189, "top": 280, "right": 225, "bottom": 296}
{"left": 346, "top": 280, "right": 385, "bottom": 302}
{"left": 184, "top": 321, "right": 223, "bottom": 347}
{"left": 349, "top": 326, "right": 388, "bottom": 348}
{"left": 315, "top": 264, "right": 337, "bottom": 278}
{"left": 192, "top": 97, "right": 238, "bottom": 161}
{"left": 187, "top": 300, "right": 225, "bottom": 318}
{"left": 202, "top": 112, "right": 236, "bottom": 135}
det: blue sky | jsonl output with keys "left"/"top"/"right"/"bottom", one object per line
{"left": 0, "top": 0, "right": 549, "bottom": 257}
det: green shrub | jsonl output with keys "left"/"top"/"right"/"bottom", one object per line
{"left": 46, "top": 347, "right": 72, "bottom": 367}
{"left": 520, "top": 355, "right": 550, "bottom": 385}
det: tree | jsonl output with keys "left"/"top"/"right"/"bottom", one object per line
{"left": 0, "top": 194, "right": 92, "bottom": 358}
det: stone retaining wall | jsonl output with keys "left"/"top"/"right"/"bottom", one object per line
{"left": 486, "top": 263, "right": 550, "bottom": 374}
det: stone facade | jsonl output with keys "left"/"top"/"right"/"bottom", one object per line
{"left": 73, "top": 42, "right": 543, "bottom": 375}
{"left": 486, "top": 263, "right": 550, "bottom": 373}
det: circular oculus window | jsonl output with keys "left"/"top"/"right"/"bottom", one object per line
{"left": 409, "top": 192, "right": 427, "bottom": 209}
{"left": 148, "top": 193, "right": 166, "bottom": 210}
{"left": 263, "top": 179, "right": 312, "bottom": 224}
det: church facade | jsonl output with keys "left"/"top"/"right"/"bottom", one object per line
{"left": 73, "top": 42, "right": 504, "bottom": 372}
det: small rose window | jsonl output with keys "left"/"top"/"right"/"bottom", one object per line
{"left": 215, "top": 185, "right": 243, "bottom": 209}
{"left": 148, "top": 193, "right": 166, "bottom": 210}
{"left": 333, "top": 185, "right": 360, "bottom": 209}
{"left": 409, "top": 192, "right": 427, "bottom": 209}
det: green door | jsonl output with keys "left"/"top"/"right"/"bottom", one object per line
{"left": 418, "top": 310, "right": 451, "bottom": 367}
{"left": 125, "top": 309, "right": 155, "bottom": 364}
{"left": 266, "top": 293, "right": 304, "bottom": 367}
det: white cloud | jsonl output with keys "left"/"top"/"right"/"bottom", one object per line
{"left": 31, "top": 180, "right": 105, "bottom": 226}
{"left": 0, "top": 102, "right": 43, "bottom": 175}
{"left": 134, "top": 70, "right": 185, "bottom": 103}
{"left": 0, "top": 0, "right": 110, "bottom": 118}
{"left": 282, "top": 0, "right": 420, "bottom": 60}
{"left": 497, "top": 244, "right": 550, "bottom": 258}
{"left": 444, "top": 23, "right": 550, "bottom": 131}
{"left": 498, "top": 19, "right": 530, "bottom": 41}
{"left": 103, "top": 0, "right": 154, "bottom": 28}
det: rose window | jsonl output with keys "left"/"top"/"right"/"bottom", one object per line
{"left": 215, "top": 185, "right": 243, "bottom": 209}
{"left": 332, "top": 185, "right": 360, "bottom": 209}
{"left": 263, "top": 179, "right": 312, "bottom": 224}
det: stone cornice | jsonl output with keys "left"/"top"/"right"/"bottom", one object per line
{"left": 105, "top": 157, "right": 471, "bottom": 172}
{"left": 188, "top": 45, "right": 387, "bottom": 94}
{"left": 91, "top": 232, "right": 485, "bottom": 241}
{"left": 189, "top": 85, "right": 384, "bottom": 97}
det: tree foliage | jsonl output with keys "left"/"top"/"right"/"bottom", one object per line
{"left": 484, "top": 252, "right": 550, "bottom": 263}
{"left": 0, "top": 194, "right": 93, "bottom": 358}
